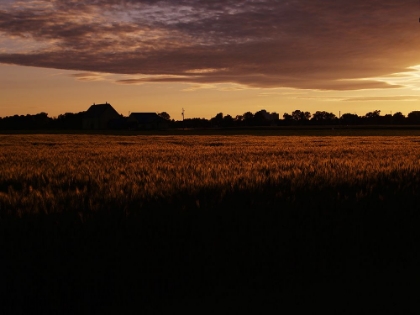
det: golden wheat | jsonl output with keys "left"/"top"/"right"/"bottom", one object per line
{"left": 1, "top": 135, "right": 420, "bottom": 216}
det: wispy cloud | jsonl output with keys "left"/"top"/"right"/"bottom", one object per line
{"left": 0, "top": 0, "right": 418, "bottom": 90}
{"left": 70, "top": 72, "right": 110, "bottom": 81}
{"left": 343, "top": 96, "right": 420, "bottom": 102}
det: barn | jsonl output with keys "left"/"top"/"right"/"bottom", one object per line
{"left": 83, "top": 103, "right": 121, "bottom": 130}
{"left": 127, "top": 112, "right": 169, "bottom": 129}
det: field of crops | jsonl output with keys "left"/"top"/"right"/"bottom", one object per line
{"left": 1, "top": 134, "right": 420, "bottom": 312}
{"left": 1, "top": 134, "right": 420, "bottom": 216}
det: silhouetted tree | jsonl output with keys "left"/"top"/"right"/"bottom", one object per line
{"left": 311, "top": 111, "right": 337, "bottom": 124}
{"left": 234, "top": 115, "right": 244, "bottom": 124}
{"left": 340, "top": 113, "right": 360, "bottom": 125}
{"left": 253, "top": 110, "right": 270, "bottom": 126}
{"left": 408, "top": 111, "right": 420, "bottom": 124}
{"left": 281, "top": 113, "right": 294, "bottom": 126}
{"left": 364, "top": 110, "right": 381, "bottom": 119}
{"left": 210, "top": 112, "right": 224, "bottom": 127}
{"left": 392, "top": 112, "right": 406, "bottom": 124}
{"left": 292, "top": 110, "right": 311, "bottom": 123}
{"left": 270, "top": 112, "right": 280, "bottom": 121}
{"left": 382, "top": 114, "right": 393, "bottom": 125}
{"left": 33, "top": 112, "right": 50, "bottom": 128}
{"left": 243, "top": 112, "right": 254, "bottom": 126}
{"left": 222, "top": 115, "right": 234, "bottom": 127}
{"left": 54, "top": 112, "right": 85, "bottom": 129}
{"left": 158, "top": 112, "right": 171, "bottom": 120}
{"left": 363, "top": 110, "right": 381, "bottom": 124}
{"left": 283, "top": 113, "right": 293, "bottom": 121}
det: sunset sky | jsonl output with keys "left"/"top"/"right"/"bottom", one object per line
{"left": 1, "top": 0, "right": 420, "bottom": 120}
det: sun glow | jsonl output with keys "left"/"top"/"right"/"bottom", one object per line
{"left": 366, "top": 65, "right": 420, "bottom": 90}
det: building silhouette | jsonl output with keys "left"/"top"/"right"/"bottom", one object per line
{"left": 83, "top": 103, "right": 121, "bottom": 130}
{"left": 128, "top": 112, "right": 169, "bottom": 129}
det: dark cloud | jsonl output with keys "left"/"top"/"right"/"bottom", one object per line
{"left": 0, "top": 0, "right": 418, "bottom": 90}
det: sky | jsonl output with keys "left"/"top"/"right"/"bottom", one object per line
{"left": 1, "top": 0, "right": 420, "bottom": 120}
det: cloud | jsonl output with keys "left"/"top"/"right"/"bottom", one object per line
{"left": 0, "top": 0, "right": 418, "bottom": 90}
{"left": 69, "top": 72, "right": 110, "bottom": 81}
{"left": 343, "top": 96, "right": 420, "bottom": 102}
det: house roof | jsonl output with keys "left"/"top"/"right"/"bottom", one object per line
{"left": 129, "top": 112, "right": 167, "bottom": 124}
{"left": 84, "top": 103, "right": 118, "bottom": 118}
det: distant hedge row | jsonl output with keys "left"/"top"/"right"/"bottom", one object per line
{"left": 1, "top": 109, "right": 420, "bottom": 130}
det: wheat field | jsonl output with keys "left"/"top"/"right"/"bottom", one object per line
{"left": 1, "top": 134, "right": 420, "bottom": 216}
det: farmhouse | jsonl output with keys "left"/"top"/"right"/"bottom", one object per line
{"left": 128, "top": 112, "right": 169, "bottom": 129}
{"left": 83, "top": 103, "right": 121, "bottom": 130}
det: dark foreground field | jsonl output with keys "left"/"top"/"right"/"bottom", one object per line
{"left": 1, "top": 135, "right": 420, "bottom": 313}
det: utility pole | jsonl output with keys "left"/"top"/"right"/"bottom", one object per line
{"left": 182, "top": 108, "right": 185, "bottom": 130}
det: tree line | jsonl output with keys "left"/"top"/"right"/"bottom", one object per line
{"left": 1, "top": 109, "right": 420, "bottom": 130}
{"left": 175, "top": 109, "right": 420, "bottom": 128}
{"left": 0, "top": 112, "right": 85, "bottom": 130}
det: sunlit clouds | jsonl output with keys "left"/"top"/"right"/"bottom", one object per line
{"left": 0, "top": 0, "right": 419, "bottom": 91}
